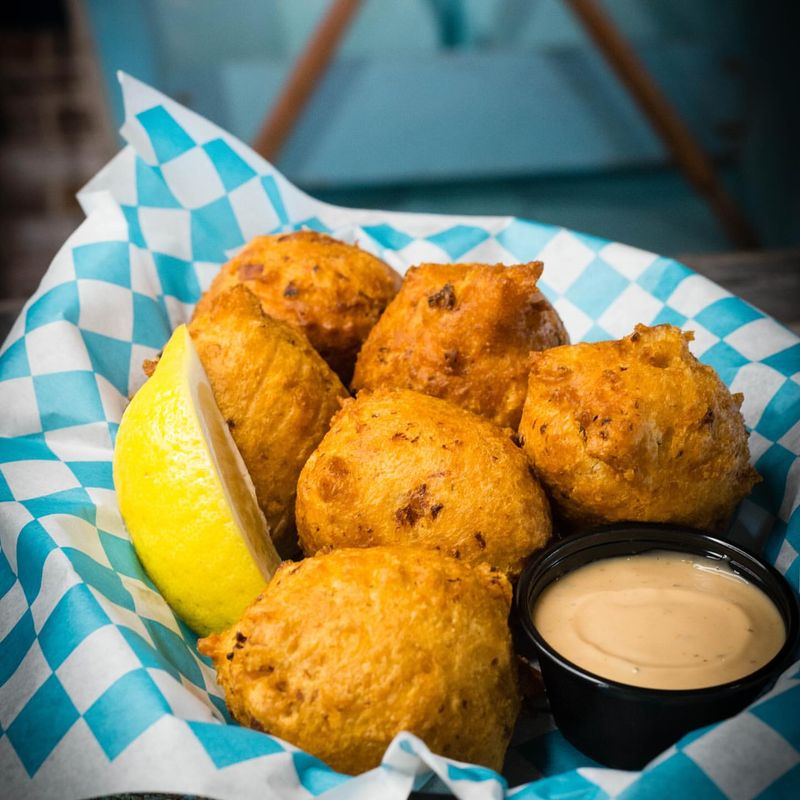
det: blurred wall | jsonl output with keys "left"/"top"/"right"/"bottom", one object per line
{"left": 83, "top": 0, "right": 797, "bottom": 249}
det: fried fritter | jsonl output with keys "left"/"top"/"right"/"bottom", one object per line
{"left": 296, "top": 389, "right": 552, "bottom": 576}
{"left": 351, "top": 261, "right": 568, "bottom": 428}
{"left": 193, "top": 231, "right": 402, "bottom": 383}
{"left": 518, "top": 324, "right": 760, "bottom": 532}
{"left": 198, "top": 546, "right": 520, "bottom": 774}
{"left": 188, "top": 285, "right": 347, "bottom": 556}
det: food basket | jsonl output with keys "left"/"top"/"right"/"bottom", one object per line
{"left": 0, "top": 74, "right": 798, "bottom": 800}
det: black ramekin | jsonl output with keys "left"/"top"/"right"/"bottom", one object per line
{"left": 514, "top": 523, "right": 800, "bottom": 770}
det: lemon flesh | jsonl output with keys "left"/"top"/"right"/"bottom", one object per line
{"left": 113, "top": 325, "right": 280, "bottom": 635}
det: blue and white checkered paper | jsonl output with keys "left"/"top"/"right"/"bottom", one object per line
{"left": 1, "top": 73, "right": 798, "bottom": 800}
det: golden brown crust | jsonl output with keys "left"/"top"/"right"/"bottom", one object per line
{"left": 193, "top": 231, "right": 402, "bottom": 383}
{"left": 296, "top": 388, "right": 552, "bottom": 576}
{"left": 198, "top": 546, "right": 520, "bottom": 774}
{"left": 351, "top": 261, "right": 569, "bottom": 428}
{"left": 518, "top": 324, "right": 760, "bottom": 532}
{"left": 188, "top": 285, "right": 348, "bottom": 556}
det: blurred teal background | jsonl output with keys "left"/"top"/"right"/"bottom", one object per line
{"left": 83, "top": 0, "right": 798, "bottom": 256}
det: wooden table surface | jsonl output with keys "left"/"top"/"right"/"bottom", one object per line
{"left": 680, "top": 249, "right": 800, "bottom": 335}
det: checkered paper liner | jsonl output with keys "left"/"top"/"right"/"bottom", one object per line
{"left": 0, "top": 73, "right": 798, "bottom": 800}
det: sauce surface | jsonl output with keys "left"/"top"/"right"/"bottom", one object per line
{"left": 533, "top": 551, "right": 785, "bottom": 690}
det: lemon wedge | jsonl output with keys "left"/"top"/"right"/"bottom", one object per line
{"left": 113, "top": 324, "right": 280, "bottom": 635}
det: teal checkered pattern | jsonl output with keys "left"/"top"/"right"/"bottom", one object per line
{"left": 0, "top": 73, "right": 798, "bottom": 799}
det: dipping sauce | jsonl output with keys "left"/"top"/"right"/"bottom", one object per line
{"left": 533, "top": 551, "right": 786, "bottom": 690}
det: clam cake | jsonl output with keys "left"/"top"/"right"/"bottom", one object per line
{"left": 518, "top": 324, "right": 760, "bottom": 532}
{"left": 193, "top": 231, "right": 401, "bottom": 383}
{"left": 352, "top": 261, "right": 568, "bottom": 428}
{"left": 189, "top": 285, "right": 347, "bottom": 556}
{"left": 296, "top": 389, "right": 552, "bottom": 576}
{"left": 199, "top": 546, "right": 520, "bottom": 774}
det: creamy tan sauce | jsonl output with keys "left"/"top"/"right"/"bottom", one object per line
{"left": 533, "top": 551, "right": 786, "bottom": 690}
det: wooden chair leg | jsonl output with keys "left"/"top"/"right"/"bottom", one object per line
{"left": 253, "top": 0, "right": 758, "bottom": 248}
{"left": 564, "top": 0, "right": 759, "bottom": 248}
{"left": 252, "top": 0, "right": 363, "bottom": 163}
